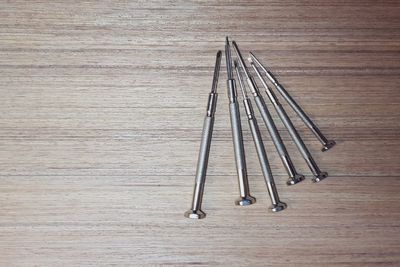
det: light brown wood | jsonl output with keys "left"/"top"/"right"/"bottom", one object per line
{"left": 1, "top": 1, "right": 400, "bottom": 266}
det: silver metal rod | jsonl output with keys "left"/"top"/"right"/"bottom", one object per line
{"left": 225, "top": 37, "right": 233, "bottom": 80}
{"left": 250, "top": 58, "right": 328, "bottom": 183}
{"left": 184, "top": 51, "right": 222, "bottom": 219}
{"left": 225, "top": 37, "right": 255, "bottom": 205}
{"left": 234, "top": 60, "right": 286, "bottom": 212}
{"left": 249, "top": 52, "right": 336, "bottom": 152}
{"left": 233, "top": 41, "right": 304, "bottom": 185}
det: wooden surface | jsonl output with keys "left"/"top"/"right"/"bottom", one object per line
{"left": 1, "top": 1, "right": 400, "bottom": 266}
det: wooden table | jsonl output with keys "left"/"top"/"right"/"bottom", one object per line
{"left": 1, "top": 1, "right": 399, "bottom": 266}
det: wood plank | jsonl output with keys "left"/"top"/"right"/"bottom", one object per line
{"left": 0, "top": 0, "right": 399, "bottom": 266}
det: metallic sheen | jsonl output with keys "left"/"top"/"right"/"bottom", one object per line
{"left": 250, "top": 58, "right": 328, "bottom": 182}
{"left": 233, "top": 41, "right": 304, "bottom": 185}
{"left": 249, "top": 52, "right": 336, "bottom": 152}
{"left": 185, "top": 51, "right": 222, "bottom": 219}
{"left": 225, "top": 37, "right": 255, "bottom": 205}
{"left": 235, "top": 60, "right": 286, "bottom": 211}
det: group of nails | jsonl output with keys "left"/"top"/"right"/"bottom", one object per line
{"left": 185, "top": 37, "right": 336, "bottom": 219}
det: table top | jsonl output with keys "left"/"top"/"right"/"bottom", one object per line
{"left": 1, "top": 1, "right": 399, "bottom": 266}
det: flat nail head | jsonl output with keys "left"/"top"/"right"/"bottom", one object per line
{"left": 321, "top": 140, "right": 336, "bottom": 152}
{"left": 312, "top": 172, "right": 328, "bottom": 183}
{"left": 184, "top": 209, "right": 206, "bottom": 219}
{"left": 235, "top": 195, "right": 256, "bottom": 206}
{"left": 270, "top": 202, "right": 287, "bottom": 212}
{"left": 287, "top": 174, "right": 306, "bottom": 186}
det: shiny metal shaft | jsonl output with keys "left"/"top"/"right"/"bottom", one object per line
{"left": 184, "top": 51, "right": 222, "bottom": 219}
{"left": 249, "top": 52, "right": 336, "bottom": 152}
{"left": 235, "top": 61, "right": 286, "bottom": 212}
{"left": 232, "top": 41, "right": 304, "bottom": 185}
{"left": 225, "top": 37, "right": 255, "bottom": 206}
{"left": 250, "top": 59, "right": 328, "bottom": 182}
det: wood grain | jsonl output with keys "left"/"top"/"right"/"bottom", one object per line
{"left": 1, "top": 0, "right": 400, "bottom": 266}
